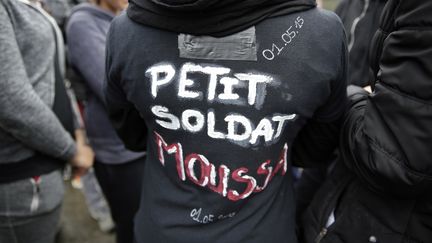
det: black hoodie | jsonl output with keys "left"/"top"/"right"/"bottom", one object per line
{"left": 127, "top": 0, "right": 316, "bottom": 36}
{"left": 104, "top": 1, "right": 347, "bottom": 242}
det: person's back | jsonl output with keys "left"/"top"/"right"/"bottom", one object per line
{"left": 104, "top": 1, "right": 347, "bottom": 242}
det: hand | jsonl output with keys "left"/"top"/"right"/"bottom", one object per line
{"left": 69, "top": 129, "right": 94, "bottom": 177}
{"left": 363, "top": 86, "right": 372, "bottom": 93}
{"left": 347, "top": 85, "right": 369, "bottom": 107}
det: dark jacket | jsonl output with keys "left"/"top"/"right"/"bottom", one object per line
{"left": 295, "top": 0, "right": 387, "bottom": 222}
{"left": 104, "top": 1, "right": 348, "bottom": 241}
{"left": 66, "top": 3, "right": 145, "bottom": 164}
{"left": 300, "top": 0, "right": 432, "bottom": 242}
{"left": 335, "top": 0, "right": 387, "bottom": 87}
{"left": 294, "top": 0, "right": 387, "bottom": 227}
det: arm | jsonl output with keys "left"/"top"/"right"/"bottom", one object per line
{"left": 292, "top": 28, "right": 348, "bottom": 168}
{"left": 0, "top": 5, "right": 76, "bottom": 161}
{"left": 291, "top": 119, "right": 343, "bottom": 168}
{"left": 103, "top": 21, "right": 147, "bottom": 151}
{"left": 66, "top": 17, "right": 106, "bottom": 102}
{"left": 341, "top": 0, "right": 432, "bottom": 198}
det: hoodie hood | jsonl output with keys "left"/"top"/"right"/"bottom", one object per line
{"left": 70, "top": 3, "right": 115, "bottom": 20}
{"left": 148, "top": 0, "right": 219, "bottom": 10}
{"left": 127, "top": 0, "right": 316, "bottom": 37}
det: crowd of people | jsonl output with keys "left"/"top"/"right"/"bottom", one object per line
{"left": 0, "top": 0, "right": 431, "bottom": 243}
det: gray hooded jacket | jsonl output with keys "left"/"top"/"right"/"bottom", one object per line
{"left": 0, "top": 0, "right": 76, "bottom": 164}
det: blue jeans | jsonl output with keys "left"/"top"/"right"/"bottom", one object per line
{"left": 0, "top": 170, "right": 64, "bottom": 243}
{"left": 81, "top": 168, "right": 114, "bottom": 228}
{"left": 0, "top": 205, "right": 61, "bottom": 243}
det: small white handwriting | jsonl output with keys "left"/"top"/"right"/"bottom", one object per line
{"left": 190, "top": 208, "right": 237, "bottom": 224}
{"left": 262, "top": 16, "right": 304, "bottom": 61}
{"left": 190, "top": 208, "right": 214, "bottom": 224}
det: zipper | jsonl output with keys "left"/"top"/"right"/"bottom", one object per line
{"left": 18, "top": 0, "right": 65, "bottom": 75}
{"left": 313, "top": 167, "right": 354, "bottom": 243}
{"left": 315, "top": 227, "right": 328, "bottom": 243}
{"left": 30, "top": 176, "right": 42, "bottom": 213}
{"left": 19, "top": 0, "right": 84, "bottom": 128}
{"left": 348, "top": 0, "right": 370, "bottom": 52}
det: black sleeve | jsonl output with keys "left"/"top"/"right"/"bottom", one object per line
{"left": 103, "top": 20, "right": 147, "bottom": 152}
{"left": 291, "top": 119, "right": 342, "bottom": 168}
{"left": 340, "top": 0, "right": 432, "bottom": 198}
{"left": 292, "top": 29, "right": 348, "bottom": 168}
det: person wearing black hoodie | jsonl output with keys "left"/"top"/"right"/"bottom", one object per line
{"left": 104, "top": 0, "right": 348, "bottom": 242}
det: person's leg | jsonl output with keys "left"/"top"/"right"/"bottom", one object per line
{"left": 0, "top": 170, "right": 64, "bottom": 243}
{"left": 0, "top": 205, "right": 61, "bottom": 243}
{"left": 94, "top": 157, "right": 145, "bottom": 243}
{"left": 0, "top": 216, "right": 18, "bottom": 243}
{"left": 81, "top": 169, "right": 115, "bottom": 232}
{"left": 0, "top": 171, "right": 64, "bottom": 243}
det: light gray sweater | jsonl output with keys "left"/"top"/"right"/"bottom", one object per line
{"left": 0, "top": 0, "right": 76, "bottom": 163}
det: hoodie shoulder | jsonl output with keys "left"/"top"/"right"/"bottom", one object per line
{"left": 69, "top": 3, "right": 114, "bottom": 22}
{"left": 111, "top": 11, "right": 129, "bottom": 27}
{"left": 263, "top": 7, "right": 345, "bottom": 45}
{"left": 310, "top": 8, "right": 345, "bottom": 33}
{"left": 299, "top": 7, "right": 346, "bottom": 44}
{"left": 111, "top": 11, "right": 163, "bottom": 37}
{"left": 68, "top": 3, "right": 95, "bottom": 23}
{"left": 319, "top": 8, "right": 344, "bottom": 25}
{"left": 112, "top": 11, "right": 142, "bottom": 30}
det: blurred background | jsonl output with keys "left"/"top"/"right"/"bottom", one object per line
{"left": 322, "top": 0, "right": 340, "bottom": 10}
